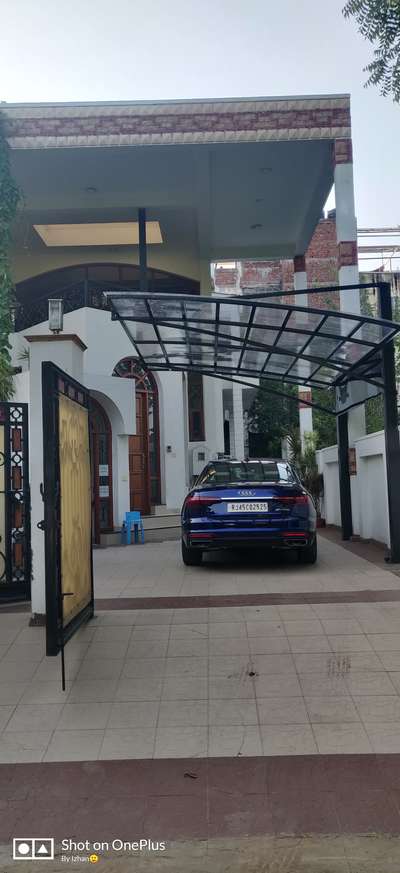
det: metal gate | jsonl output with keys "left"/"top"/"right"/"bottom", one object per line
{"left": 0, "top": 403, "right": 31, "bottom": 600}
{"left": 42, "top": 363, "right": 94, "bottom": 669}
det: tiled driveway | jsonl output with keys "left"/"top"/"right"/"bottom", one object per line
{"left": 3, "top": 532, "right": 400, "bottom": 851}
{"left": 1, "top": 535, "right": 400, "bottom": 763}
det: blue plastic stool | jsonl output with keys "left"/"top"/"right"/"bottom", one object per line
{"left": 124, "top": 511, "right": 144, "bottom": 545}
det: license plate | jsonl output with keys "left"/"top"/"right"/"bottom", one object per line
{"left": 227, "top": 502, "right": 269, "bottom": 513}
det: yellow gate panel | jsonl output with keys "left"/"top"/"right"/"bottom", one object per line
{"left": 58, "top": 393, "right": 92, "bottom": 627}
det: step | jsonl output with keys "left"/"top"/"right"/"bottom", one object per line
{"left": 99, "top": 524, "right": 180, "bottom": 547}
{"left": 142, "top": 514, "right": 180, "bottom": 530}
{"left": 153, "top": 505, "right": 180, "bottom": 516}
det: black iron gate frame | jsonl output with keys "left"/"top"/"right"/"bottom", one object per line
{"left": 0, "top": 402, "right": 31, "bottom": 601}
{"left": 42, "top": 362, "right": 94, "bottom": 684}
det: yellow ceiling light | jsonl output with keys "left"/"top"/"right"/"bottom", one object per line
{"left": 33, "top": 221, "right": 163, "bottom": 247}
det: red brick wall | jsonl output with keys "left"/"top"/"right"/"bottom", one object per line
{"left": 214, "top": 216, "right": 340, "bottom": 308}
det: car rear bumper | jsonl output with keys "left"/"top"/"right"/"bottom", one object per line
{"left": 182, "top": 529, "right": 315, "bottom": 551}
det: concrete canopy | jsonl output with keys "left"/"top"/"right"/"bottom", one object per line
{"left": 4, "top": 95, "right": 349, "bottom": 267}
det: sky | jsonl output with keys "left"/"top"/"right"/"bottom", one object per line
{"left": 1, "top": 0, "right": 399, "bottom": 266}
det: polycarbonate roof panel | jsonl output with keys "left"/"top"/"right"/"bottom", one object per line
{"left": 107, "top": 292, "right": 400, "bottom": 389}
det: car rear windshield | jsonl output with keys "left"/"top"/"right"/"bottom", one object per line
{"left": 197, "top": 461, "right": 297, "bottom": 486}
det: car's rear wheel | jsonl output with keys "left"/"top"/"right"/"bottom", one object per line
{"left": 298, "top": 537, "right": 317, "bottom": 565}
{"left": 181, "top": 540, "right": 203, "bottom": 566}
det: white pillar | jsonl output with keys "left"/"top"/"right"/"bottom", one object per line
{"left": 294, "top": 256, "right": 313, "bottom": 450}
{"left": 26, "top": 335, "right": 85, "bottom": 617}
{"left": 159, "top": 371, "right": 188, "bottom": 509}
{"left": 334, "top": 138, "right": 366, "bottom": 446}
{"left": 232, "top": 382, "right": 245, "bottom": 459}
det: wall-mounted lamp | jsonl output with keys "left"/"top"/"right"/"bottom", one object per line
{"left": 48, "top": 299, "right": 64, "bottom": 334}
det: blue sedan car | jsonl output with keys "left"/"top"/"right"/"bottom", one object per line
{"left": 181, "top": 459, "right": 317, "bottom": 566}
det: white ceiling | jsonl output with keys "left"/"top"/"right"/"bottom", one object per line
{"left": 11, "top": 138, "right": 333, "bottom": 261}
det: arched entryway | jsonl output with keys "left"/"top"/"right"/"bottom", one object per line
{"left": 114, "top": 358, "right": 161, "bottom": 516}
{"left": 89, "top": 398, "right": 114, "bottom": 544}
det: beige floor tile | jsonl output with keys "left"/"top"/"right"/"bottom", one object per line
{"left": 254, "top": 674, "right": 302, "bottom": 697}
{"left": 6, "top": 703, "right": 64, "bottom": 732}
{"left": 91, "top": 626, "right": 133, "bottom": 642}
{"left": 251, "top": 654, "right": 296, "bottom": 675}
{"left": 127, "top": 640, "right": 168, "bottom": 659}
{"left": 98, "top": 611, "right": 139, "bottom": 626}
{"left": 0, "top": 629, "right": 23, "bottom": 647}
{"left": 57, "top": 702, "right": 112, "bottom": 730}
{"left": 134, "top": 610, "right": 173, "bottom": 625}
{"left": 299, "top": 673, "right": 351, "bottom": 697}
{"left": 364, "top": 722, "right": 400, "bottom": 752}
{"left": 44, "top": 729, "right": 104, "bottom": 762}
{"left": 345, "top": 672, "right": 397, "bottom": 696}
{"left": 173, "top": 608, "right": 209, "bottom": 623}
{"left": 321, "top": 619, "right": 363, "bottom": 635}
{"left": 164, "top": 657, "right": 208, "bottom": 677}
{"left": 208, "top": 638, "right": 250, "bottom": 656}
{"left": 77, "top": 659, "right": 124, "bottom": 680}
{"left": 353, "top": 695, "right": 400, "bottom": 722}
{"left": 312, "top": 722, "right": 372, "bottom": 753}
{"left": 162, "top": 676, "right": 207, "bottom": 700}
{"left": 209, "top": 725, "right": 262, "bottom": 757}
{"left": 261, "top": 724, "right": 317, "bottom": 755}
{"left": 209, "top": 675, "right": 255, "bottom": 699}
{"left": 209, "top": 656, "right": 252, "bottom": 676}
{"left": 248, "top": 637, "right": 290, "bottom": 654}
{"left": 121, "top": 658, "right": 166, "bottom": 678}
{"left": 100, "top": 728, "right": 155, "bottom": 759}
{"left": 209, "top": 622, "right": 247, "bottom": 639}
{"left": 85, "top": 641, "right": 129, "bottom": 660}
{"left": 33, "top": 658, "right": 82, "bottom": 682}
{"left": 328, "top": 635, "right": 373, "bottom": 653}
{"left": 242, "top": 606, "right": 280, "bottom": 621}
{"left": 305, "top": 696, "right": 360, "bottom": 723}
{"left": 278, "top": 605, "right": 315, "bottom": 620}
{"left": 167, "top": 638, "right": 208, "bottom": 657}
{"left": 0, "top": 682, "right": 28, "bottom": 704}
{"left": 168, "top": 624, "right": 208, "bottom": 641}
{"left": 245, "top": 621, "right": 285, "bottom": 638}
{"left": 288, "top": 636, "right": 331, "bottom": 653}
{"left": 115, "top": 677, "right": 163, "bottom": 701}
{"left": 20, "top": 681, "right": 72, "bottom": 705}
{"left": 378, "top": 652, "right": 400, "bottom": 670}
{"left": 0, "top": 731, "right": 51, "bottom": 763}
{"left": 0, "top": 706, "right": 14, "bottom": 731}
{"left": 258, "top": 696, "right": 308, "bottom": 725}
{"left": 154, "top": 726, "right": 207, "bottom": 758}
{"left": 209, "top": 699, "right": 258, "bottom": 726}
{"left": 3, "top": 642, "right": 44, "bottom": 662}
{"left": 67, "top": 679, "right": 118, "bottom": 702}
{"left": 108, "top": 701, "right": 159, "bottom": 728}
{"left": 283, "top": 620, "right": 324, "bottom": 636}
{"left": 0, "top": 661, "right": 38, "bottom": 681}
{"left": 368, "top": 633, "right": 400, "bottom": 651}
{"left": 158, "top": 700, "right": 208, "bottom": 726}
{"left": 130, "top": 625, "right": 170, "bottom": 641}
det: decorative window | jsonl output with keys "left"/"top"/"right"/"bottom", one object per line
{"left": 188, "top": 372, "right": 205, "bottom": 442}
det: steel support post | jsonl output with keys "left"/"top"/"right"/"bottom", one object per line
{"left": 378, "top": 282, "right": 400, "bottom": 562}
{"left": 337, "top": 411, "right": 353, "bottom": 541}
{"left": 138, "top": 207, "right": 148, "bottom": 292}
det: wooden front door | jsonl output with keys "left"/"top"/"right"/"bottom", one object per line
{"left": 129, "top": 391, "right": 151, "bottom": 515}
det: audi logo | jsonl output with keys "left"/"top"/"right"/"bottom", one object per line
{"left": 238, "top": 489, "right": 256, "bottom": 496}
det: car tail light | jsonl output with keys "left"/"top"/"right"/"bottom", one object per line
{"left": 277, "top": 495, "right": 309, "bottom": 505}
{"left": 185, "top": 494, "right": 222, "bottom": 509}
